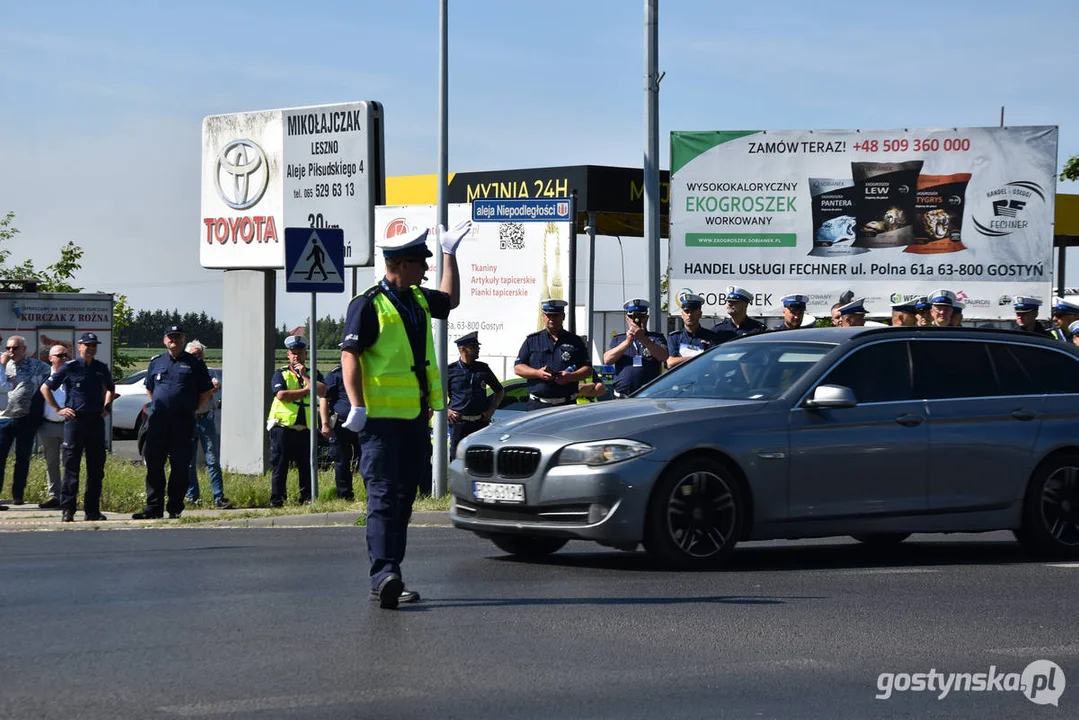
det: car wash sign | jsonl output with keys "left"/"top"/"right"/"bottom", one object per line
{"left": 200, "top": 102, "right": 384, "bottom": 269}
{"left": 669, "top": 127, "right": 1058, "bottom": 319}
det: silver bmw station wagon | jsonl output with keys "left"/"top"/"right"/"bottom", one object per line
{"left": 449, "top": 327, "right": 1079, "bottom": 568}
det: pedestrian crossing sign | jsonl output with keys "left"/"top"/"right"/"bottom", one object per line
{"left": 285, "top": 227, "right": 345, "bottom": 293}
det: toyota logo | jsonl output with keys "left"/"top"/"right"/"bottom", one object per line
{"left": 215, "top": 139, "right": 269, "bottom": 210}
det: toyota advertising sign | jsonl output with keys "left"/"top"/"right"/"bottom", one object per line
{"left": 200, "top": 102, "right": 384, "bottom": 269}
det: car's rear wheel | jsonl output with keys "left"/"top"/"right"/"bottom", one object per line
{"left": 1015, "top": 454, "right": 1079, "bottom": 558}
{"left": 488, "top": 533, "right": 568, "bottom": 559}
{"left": 851, "top": 533, "right": 911, "bottom": 546}
{"left": 643, "top": 457, "right": 743, "bottom": 568}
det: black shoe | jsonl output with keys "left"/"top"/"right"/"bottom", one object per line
{"left": 84, "top": 512, "right": 107, "bottom": 521}
{"left": 185, "top": 497, "right": 201, "bottom": 507}
{"left": 214, "top": 498, "right": 234, "bottom": 509}
{"left": 132, "top": 509, "right": 164, "bottom": 520}
{"left": 369, "top": 586, "right": 420, "bottom": 604}
{"left": 269, "top": 500, "right": 284, "bottom": 508}
{"left": 0, "top": 504, "right": 8, "bottom": 511}
{"left": 375, "top": 574, "right": 404, "bottom": 610}
{"left": 61, "top": 510, "right": 75, "bottom": 523}
{"left": 12, "top": 497, "right": 24, "bottom": 506}
{"left": 168, "top": 512, "right": 182, "bottom": 519}
{"left": 39, "top": 497, "right": 60, "bottom": 509}
{"left": 340, "top": 493, "right": 355, "bottom": 501}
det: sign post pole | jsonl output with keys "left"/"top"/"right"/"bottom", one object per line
{"left": 309, "top": 292, "right": 318, "bottom": 502}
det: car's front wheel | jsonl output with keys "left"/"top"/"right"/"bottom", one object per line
{"left": 1016, "top": 454, "right": 1079, "bottom": 558}
{"left": 643, "top": 457, "right": 743, "bottom": 568}
{"left": 488, "top": 533, "right": 568, "bottom": 559}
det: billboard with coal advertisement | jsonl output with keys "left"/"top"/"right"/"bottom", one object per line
{"left": 669, "top": 126, "right": 1058, "bottom": 319}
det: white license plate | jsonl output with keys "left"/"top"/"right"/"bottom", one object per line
{"left": 473, "top": 481, "right": 525, "bottom": 504}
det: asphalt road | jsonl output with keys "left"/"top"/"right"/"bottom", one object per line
{"left": 2, "top": 528, "right": 1076, "bottom": 719}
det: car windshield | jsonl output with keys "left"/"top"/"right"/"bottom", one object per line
{"left": 638, "top": 341, "right": 836, "bottom": 401}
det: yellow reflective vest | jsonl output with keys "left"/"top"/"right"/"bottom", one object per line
{"left": 360, "top": 285, "right": 444, "bottom": 418}
{"left": 267, "top": 366, "right": 310, "bottom": 427}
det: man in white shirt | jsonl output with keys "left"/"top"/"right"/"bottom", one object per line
{"left": 0, "top": 335, "right": 51, "bottom": 505}
{"left": 36, "top": 345, "right": 71, "bottom": 508}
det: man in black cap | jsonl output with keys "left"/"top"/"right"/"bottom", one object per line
{"left": 514, "top": 298, "right": 592, "bottom": 411}
{"left": 41, "top": 332, "right": 116, "bottom": 522}
{"left": 604, "top": 299, "right": 668, "bottom": 397}
{"left": 319, "top": 344, "right": 358, "bottom": 501}
{"left": 267, "top": 334, "right": 327, "bottom": 508}
{"left": 133, "top": 325, "right": 214, "bottom": 520}
{"left": 446, "top": 331, "right": 504, "bottom": 459}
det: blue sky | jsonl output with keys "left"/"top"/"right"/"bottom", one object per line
{"left": 2, "top": 0, "right": 1077, "bottom": 326}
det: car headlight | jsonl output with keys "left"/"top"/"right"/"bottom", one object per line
{"left": 555, "top": 439, "right": 653, "bottom": 467}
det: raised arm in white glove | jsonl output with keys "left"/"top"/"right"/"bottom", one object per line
{"left": 439, "top": 219, "right": 472, "bottom": 256}
{"left": 342, "top": 406, "right": 367, "bottom": 433}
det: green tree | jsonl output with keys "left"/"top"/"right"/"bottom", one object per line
{"left": 111, "top": 294, "right": 137, "bottom": 380}
{"left": 0, "top": 211, "right": 84, "bottom": 291}
{"left": 1062, "top": 155, "right": 1079, "bottom": 182}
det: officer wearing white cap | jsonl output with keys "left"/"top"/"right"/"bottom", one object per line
{"left": 1068, "top": 320, "right": 1079, "bottom": 347}
{"left": 949, "top": 301, "right": 965, "bottom": 327}
{"left": 667, "top": 291, "right": 732, "bottom": 368}
{"left": 603, "top": 299, "right": 669, "bottom": 397}
{"left": 1014, "top": 296, "right": 1052, "bottom": 336}
{"left": 836, "top": 298, "right": 868, "bottom": 327}
{"left": 1050, "top": 298, "right": 1079, "bottom": 342}
{"left": 340, "top": 220, "right": 469, "bottom": 609}
{"left": 776, "top": 294, "right": 809, "bottom": 331}
{"left": 41, "top": 332, "right": 116, "bottom": 523}
{"left": 319, "top": 343, "right": 358, "bottom": 501}
{"left": 514, "top": 298, "right": 592, "bottom": 410}
{"left": 266, "top": 334, "right": 327, "bottom": 508}
{"left": 133, "top": 324, "right": 215, "bottom": 520}
{"left": 913, "top": 296, "right": 931, "bottom": 326}
{"left": 713, "top": 286, "right": 766, "bottom": 337}
{"left": 891, "top": 298, "right": 918, "bottom": 327}
{"left": 446, "top": 331, "right": 503, "bottom": 458}
{"left": 928, "top": 289, "right": 957, "bottom": 327}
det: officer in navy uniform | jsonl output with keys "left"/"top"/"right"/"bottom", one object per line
{"left": 1014, "top": 296, "right": 1051, "bottom": 336}
{"left": 713, "top": 286, "right": 766, "bottom": 337}
{"left": 775, "top": 294, "right": 809, "bottom": 330}
{"left": 267, "top": 335, "right": 327, "bottom": 507}
{"left": 890, "top": 298, "right": 918, "bottom": 327}
{"left": 514, "top": 298, "right": 592, "bottom": 411}
{"left": 667, "top": 292, "right": 732, "bottom": 368}
{"left": 319, "top": 346, "right": 358, "bottom": 500}
{"left": 927, "top": 289, "right": 957, "bottom": 327}
{"left": 1050, "top": 298, "right": 1079, "bottom": 342}
{"left": 446, "top": 331, "right": 504, "bottom": 459}
{"left": 604, "top": 299, "right": 669, "bottom": 397}
{"left": 836, "top": 297, "right": 868, "bottom": 327}
{"left": 41, "top": 332, "right": 116, "bottom": 523}
{"left": 133, "top": 325, "right": 214, "bottom": 520}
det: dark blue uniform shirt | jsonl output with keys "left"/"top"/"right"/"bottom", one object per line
{"left": 667, "top": 326, "right": 732, "bottom": 360}
{"left": 515, "top": 330, "right": 590, "bottom": 399}
{"left": 45, "top": 357, "right": 115, "bottom": 414}
{"left": 323, "top": 366, "right": 352, "bottom": 420}
{"left": 145, "top": 351, "right": 213, "bottom": 415}
{"left": 608, "top": 330, "right": 667, "bottom": 394}
{"left": 713, "top": 316, "right": 767, "bottom": 338}
{"left": 271, "top": 366, "right": 326, "bottom": 427}
{"left": 446, "top": 360, "right": 503, "bottom": 413}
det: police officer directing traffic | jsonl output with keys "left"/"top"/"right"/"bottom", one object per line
{"left": 446, "top": 331, "right": 504, "bottom": 459}
{"left": 667, "top": 291, "right": 731, "bottom": 368}
{"left": 339, "top": 220, "right": 470, "bottom": 609}
{"left": 836, "top": 297, "right": 868, "bottom": 327}
{"left": 514, "top": 298, "right": 592, "bottom": 411}
{"left": 133, "top": 325, "right": 214, "bottom": 520}
{"left": 604, "top": 299, "right": 668, "bottom": 397}
{"left": 1014, "top": 296, "right": 1051, "bottom": 336}
{"left": 41, "top": 332, "right": 116, "bottom": 523}
{"left": 1049, "top": 298, "right": 1079, "bottom": 342}
{"left": 713, "top": 286, "right": 766, "bottom": 337}
{"left": 775, "top": 294, "right": 809, "bottom": 330}
{"left": 267, "top": 335, "right": 326, "bottom": 508}
{"left": 319, "top": 346, "right": 358, "bottom": 501}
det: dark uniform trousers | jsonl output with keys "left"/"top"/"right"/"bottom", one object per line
{"left": 60, "top": 414, "right": 107, "bottom": 514}
{"left": 358, "top": 415, "right": 430, "bottom": 588}
{"left": 0, "top": 415, "right": 42, "bottom": 500}
{"left": 269, "top": 425, "right": 312, "bottom": 504}
{"left": 144, "top": 411, "right": 196, "bottom": 515}
{"left": 450, "top": 418, "right": 488, "bottom": 460}
{"left": 330, "top": 423, "right": 359, "bottom": 499}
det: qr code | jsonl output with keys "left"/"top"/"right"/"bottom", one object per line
{"left": 499, "top": 223, "right": 525, "bottom": 250}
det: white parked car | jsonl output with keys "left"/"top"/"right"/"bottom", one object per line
{"left": 111, "top": 370, "right": 149, "bottom": 437}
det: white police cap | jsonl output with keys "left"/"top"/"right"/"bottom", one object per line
{"left": 782, "top": 294, "right": 808, "bottom": 308}
{"left": 677, "top": 291, "right": 704, "bottom": 310}
{"left": 930, "top": 289, "right": 957, "bottom": 306}
{"left": 624, "top": 298, "right": 650, "bottom": 314}
{"left": 1069, "top": 319, "right": 1079, "bottom": 335}
{"left": 378, "top": 226, "right": 433, "bottom": 259}
{"left": 837, "top": 298, "right": 867, "bottom": 316}
{"left": 1052, "top": 298, "right": 1079, "bottom": 316}
{"left": 953, "top": 301, "right": 965, "bottom": 312}
{"left": 1014, "top": 296, "right": 1043, "bottom": 313}
{"left": 725, "top": 286, "right": 752, "bottom": 304}
{"left": 541, "top": 298, "right": 568, "bottom": 313}
{"left": 284, "top": 335, "right": 306, "bottom": 349}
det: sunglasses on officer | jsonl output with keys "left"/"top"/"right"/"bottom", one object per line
{"left": 627, "top": 312, "right": 648, "bottom": 324}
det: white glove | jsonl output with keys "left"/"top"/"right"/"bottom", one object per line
{"left": 342, "top": 406, "right": 367, "bottom": 433}
{"left": 439, "top": 219, "right": 472, "bottom": 255}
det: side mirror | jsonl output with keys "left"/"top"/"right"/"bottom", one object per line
{"left": 804, "top": 384, "right": 857, "bottom": 409}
